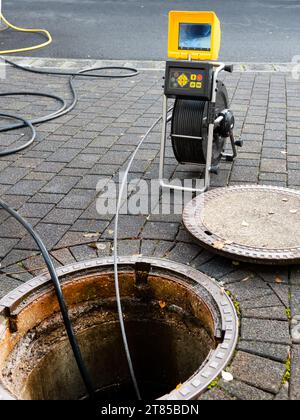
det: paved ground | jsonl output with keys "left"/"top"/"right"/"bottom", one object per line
{"left": 1, "top": 0, "right": 300, "bottom": 62}
{"left": 0, "top": 58, "right": 299, "bottom": 400}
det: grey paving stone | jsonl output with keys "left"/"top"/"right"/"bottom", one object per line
{"left": 68, "top": 154, "right": 102, "bottom": 169}
{"left": 98, "top": 151, "right": 131, "bottom": 165}
{"left": 70, "top": 245, "right": 97, "bottom": 262}
{"left": 17, "top": 223, "right": 69, "bottom": 251}
{"left": 226, "top": 279, "right": 272, "bottom": 302}
{"left": 230, "top": 166, "right": 259, "bottom": 183}
{"left": 290, "top": 286, "right": 300, "bottom": 318}
{"left": 142, "top": 221, "right": 180, "bottom": 241}
{"left": 190, "top": 249, "right": 215, "bottom": 269}
{"left": 274, "top": 383, "right": 289, "bottom": 401}
{"left": 41, "top": 176, "right": 80, "bottom": 194}
{"left": 198, "top": 388, "right": 237, "bottom": 401}
{"left": 0, "top": 249, "right": 38, "bottom": 269}
{"left": 240, "top": 293, "right": 283, "bottom": 310}
{"left": 166, "top": 242, "right": 199, "bottom": 265}
{"left": 220, "top": 270, "right": 257, "bottom": 285}
{"left": 7, "top": 180, "right": 46, "bottom": 196}
{"left": 242, "top": 306, "right": 288, "bottom": 321}
{"left": 43, "top": 208, "right": 82, "bottom": 225}
{"left": 290, "top": 345, "right": 300, "bottom": 400}
{"left": 257, "top": 267, "right": 289, "bottom": 284}
{"left": 241, "top": 318, "right": 290, "bottom": 345}
{"left": 237, "top": 340, "right": 290, "bottom": 363}
{"left": 0, "top": 275, "right": 23, "bottom": 299}
{"left": 18, "top": 203, "right": 54, "bottom": 219}
{"left": 70, "top": 219, "right": 109, "bottom": 233}
{"left": 57, "top": 189, "right": 96, "bottom": 210}
{"left": 55, "top": 231, "right": 101, "bottom": 249}
{"left": 260, "top": 159, "right": 287, "bottom": 174}
{"left": 152, "top": 241, "right": 173, "bottom": 258}
{"left": 118, "top": 239, "right": 141, "bottom": 256}
{"left": 290, "top": 267, "right": 300, "bottom": 286}
{"left": 199, "top": 257, "right": 236, "bottom": 280}
{"left": 0, "top": 217, "right": 26, "bottom": 239}
{"left": 29, "top": 193, "right": 65, "bottom": 204}
{"left": 103, "top": 215, "right": 146, "bottom": 239}
{"left": 0, "top": 238, "right": 19, "bottom": 258}
{"left": 76, "top": 175, "right": 104, "bottom": 190}
{"left": 269, "top": 284, "right": 290, "bottom": 308}
{"left": 219, "top": 379, "right": 273, "bottom": 400}
{"left": 47, "top": 148, "right": 80, "bottom": 163}
{"left": 51, "top": 248, "right": 77, "bottom": 266}
{"left": 140, "top": 239, "right": 158, "bottom": 257}
{"left": 35, "top": 162, "right": 65, "bottom": 173}
{"left": 229, "top": 351, "right": 286, "bottom": 394}
{"left": 0, "top": 167, "right": 28, "bottom": 185}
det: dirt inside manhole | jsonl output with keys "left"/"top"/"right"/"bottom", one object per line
{"left": 0, "top": 259, "right": 237, "bottom": 400}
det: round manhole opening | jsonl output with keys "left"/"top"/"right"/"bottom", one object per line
{"left": 183, "top": 185, "right": 300, "bottom": 265}
{"left": 0, "top": 257, "right": 238, "bottom": 400}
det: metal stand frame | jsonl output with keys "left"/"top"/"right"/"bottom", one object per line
{"left": 159, "top": 62, "right": 237, "bottom": 194}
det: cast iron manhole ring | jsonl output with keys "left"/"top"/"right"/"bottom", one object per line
{"left": 0, "top": 256, "right": 239, "bottom": 401}
{"left": 183, "top": 185, "right": 300, "bottom": 265}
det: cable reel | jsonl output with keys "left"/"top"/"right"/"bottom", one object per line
{"left": 171, "top": 81, "right": 231, "bottom": 167}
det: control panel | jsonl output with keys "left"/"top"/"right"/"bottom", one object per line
{"left": 164, "top": 61, "right": 213, "bottom": 100}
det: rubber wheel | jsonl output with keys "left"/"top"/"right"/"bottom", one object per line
{"left": 171, "top": 81, "right": 229, "bottom": 165}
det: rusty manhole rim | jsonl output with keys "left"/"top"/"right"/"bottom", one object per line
{"left": 183, "top": 185, "right": 300, "bottom": 265}
{"left": 0, "top": 256, "right": 238, "bottom": 401}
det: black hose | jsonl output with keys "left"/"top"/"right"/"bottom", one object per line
{"left": 0, "top": 113, "right": 36, "bottom": 156}
{"left": 0, "top": 92, "right": 67, "bottom": 132}
{"left": 0, "top": 57, "right": 139, "bottom": 399}
{"left": 0, "top": 57, "right": 139, "bottom": 154}
{"left": 0, "top": 199, "right": 95, "bottom": 398}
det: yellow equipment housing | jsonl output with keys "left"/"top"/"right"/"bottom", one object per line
{"left": 168, "top": 11, "right": 221, "bottom": 61}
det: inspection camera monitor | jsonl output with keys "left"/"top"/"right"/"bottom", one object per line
{"left": 160, "top": 11, "right": 242, "bottom": 194}
{"left": 168, "top": 11, "right": 221, "bottom": 61}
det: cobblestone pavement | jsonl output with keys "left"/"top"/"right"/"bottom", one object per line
{"left": 0, "top": 58, "right": 299, "bottom": 400}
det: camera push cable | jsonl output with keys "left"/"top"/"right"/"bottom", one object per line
{"left": 113, "top": 108, "right": 173, "bottom": 400}
{"left": 0, "top": 58, "right": 141, "bottom": 399}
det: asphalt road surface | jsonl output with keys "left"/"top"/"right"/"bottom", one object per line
{"left": 1, "top": 0, "right": 300, "bottom": 62}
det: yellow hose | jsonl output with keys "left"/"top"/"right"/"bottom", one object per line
{"left": 0, "top": 14, "right": 52, "bottom": 54}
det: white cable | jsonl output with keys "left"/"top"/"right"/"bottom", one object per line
{"left": 113, "top": 108, "right": 173, "bottom": 400}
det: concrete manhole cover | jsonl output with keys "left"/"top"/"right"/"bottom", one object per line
{"left": 183, "top": 185, "right": 300, "bottom": 265}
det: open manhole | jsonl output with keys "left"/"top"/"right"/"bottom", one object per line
{"left": 0, "top": 257, "right": 238, "bottom": 400}
{"left": 183, "top": 185, "right": 300, "bottom": 265}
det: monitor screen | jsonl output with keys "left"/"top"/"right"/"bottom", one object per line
{"left": 179, "top": 23, "right": 212, "bottom": 51}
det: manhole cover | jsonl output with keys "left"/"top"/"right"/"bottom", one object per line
{"left": 183, "top": 185, "right": 300, "bottom": 265}
{"left": 0, "top": 257, "right": 238, "bottom": 401}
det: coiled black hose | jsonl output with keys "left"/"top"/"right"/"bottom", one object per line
{"left": 0, "top": 58, "right": 139, "bottom": 399}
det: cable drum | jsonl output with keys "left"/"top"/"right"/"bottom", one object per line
{"left": 171, "top": 81, "right": 229, "bottom": 166}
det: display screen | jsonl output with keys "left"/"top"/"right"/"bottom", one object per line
{"left": 179, "top": 23, "right": 212, "bottom": 51}
{"left": 168, "top": 68, "right": 205, "bottom": 92}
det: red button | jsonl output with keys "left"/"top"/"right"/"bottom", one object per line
{"left": 197, "top": 74, "right": 203, "bottom": 81}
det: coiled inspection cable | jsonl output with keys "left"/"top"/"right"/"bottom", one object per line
{"left": 113, "top": 108, "right": 173, "bottom": 400}
{"left": 0, "top": 13, "right": 52, "bottom": 54}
